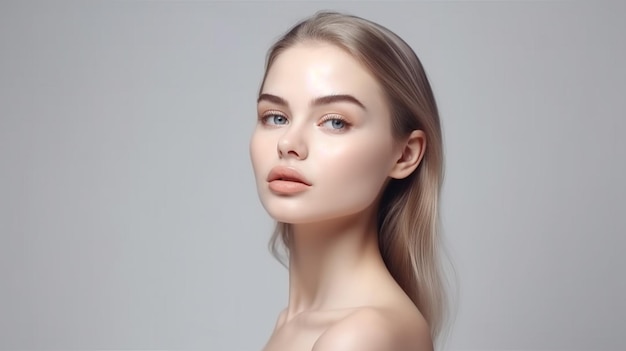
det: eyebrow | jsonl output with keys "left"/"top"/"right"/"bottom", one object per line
{"left": 257, "top": 93, "right": 367, "bottom": 111}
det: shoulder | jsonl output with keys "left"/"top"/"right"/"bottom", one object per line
{"left": 311, "top": 307, "right": 432, "bottom": 351}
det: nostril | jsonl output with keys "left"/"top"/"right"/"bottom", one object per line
{"left": 277, "top": 137, "right": 306, "bottom": 160}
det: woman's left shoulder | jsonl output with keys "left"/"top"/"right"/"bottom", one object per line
{"left": 312, "top": 306, "right": 432, "bottom": 351}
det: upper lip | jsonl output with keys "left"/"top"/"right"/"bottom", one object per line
{"left": 267, "top": 166, "right": 312, "bottom": 185}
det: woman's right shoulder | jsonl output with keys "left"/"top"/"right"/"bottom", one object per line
{"left": 312, "top": 306, "right": 432, "bottom": 351}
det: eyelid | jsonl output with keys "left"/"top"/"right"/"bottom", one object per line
{"left": 320, "top": 113, "right": 349, "bottom": 122}
{"left": 260, "top": 109, "right": 287, "bottom": 118}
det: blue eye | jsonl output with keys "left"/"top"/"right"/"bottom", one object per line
{"left": 264, "top": 114, "right": 288, "bottom": 126}
{"left": 328, "top": 119, "right": 344, "bottom": 129}
{"left": 321, "top": 117, "right": 348, "bottom": 130}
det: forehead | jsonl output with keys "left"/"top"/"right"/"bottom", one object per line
{"left": 261, "top": 42, "right": 386, "bottom": 109}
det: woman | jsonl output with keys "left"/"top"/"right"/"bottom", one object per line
{"left": 250, "top": 11, "right": 452, "bottom": 351}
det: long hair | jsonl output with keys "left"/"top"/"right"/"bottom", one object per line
{"left": 258, "top": 11, "right": 454, "bottom": 345}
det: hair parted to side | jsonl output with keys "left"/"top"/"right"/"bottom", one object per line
{"left": 259, "top": 11, "right": 455, "bottom": 345}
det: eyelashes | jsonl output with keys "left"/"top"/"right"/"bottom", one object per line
{"left": 259, "top": 111, "right": 352, "bottom": 132}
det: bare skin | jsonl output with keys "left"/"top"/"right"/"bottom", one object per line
{"left": 262, "top": 214, "right": 432, "bottom": 351}
{"left": 251, "top": 42, "right": 431, "bottom": 351}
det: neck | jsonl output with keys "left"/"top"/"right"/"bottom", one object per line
{"left": 284, "top": 207, "right": 390, "bottom": 319}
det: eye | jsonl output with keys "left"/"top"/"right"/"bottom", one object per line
{"left": 319, "top": 115, "right": 350, "bottom": 132}
{"left": 261, "top": 113, "right": 289, "bottom": 126}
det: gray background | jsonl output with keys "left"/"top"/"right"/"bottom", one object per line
{"left": 1, "top": 1, "right": 624, "bottom": 350}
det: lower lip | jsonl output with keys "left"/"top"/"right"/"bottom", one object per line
{"left": 268, "top": 180, "right": 310, "bottom": 194}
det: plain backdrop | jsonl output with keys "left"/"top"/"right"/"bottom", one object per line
{"left": 0, "top": 1, "right": 624, "bottom": 350}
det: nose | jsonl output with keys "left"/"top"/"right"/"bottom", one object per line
{"left": 277, "top": 125, "right": 308, "bottom": 160}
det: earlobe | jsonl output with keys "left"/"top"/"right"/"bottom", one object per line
{"left": 389, "top": 130, "right": 426, "bottom": 179}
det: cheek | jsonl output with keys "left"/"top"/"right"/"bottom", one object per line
{"left": 249, "top": 132, "right": 274, "bottom": 179}
{"left": 314, "top": 138, "right": 394, "bottom": 196}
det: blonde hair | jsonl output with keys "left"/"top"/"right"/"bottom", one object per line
{"left": 259, "top": 11, "right": 454, "bottom": 345}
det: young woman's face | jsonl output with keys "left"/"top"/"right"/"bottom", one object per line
{"left": 250, "top": 42, "right": 401, "bottom": 224}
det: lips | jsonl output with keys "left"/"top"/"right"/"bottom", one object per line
{"left": 266, "top": 166, "right": 312, "bottom": 185}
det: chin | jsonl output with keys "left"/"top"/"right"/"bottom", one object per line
{"left": 257, "top": 188, "right": 377, "bottom": 225}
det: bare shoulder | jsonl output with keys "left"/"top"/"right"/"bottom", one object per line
{"left": 311, "top": 307, "right": 432, "bottom": 351}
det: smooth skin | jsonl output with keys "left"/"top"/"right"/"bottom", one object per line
{"left": 250, "top": 42, "right": 432, "bottom": 351}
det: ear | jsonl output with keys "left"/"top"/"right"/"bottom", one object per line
{"left": 389, "top": 130, "right": 426, "bottom": 179}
